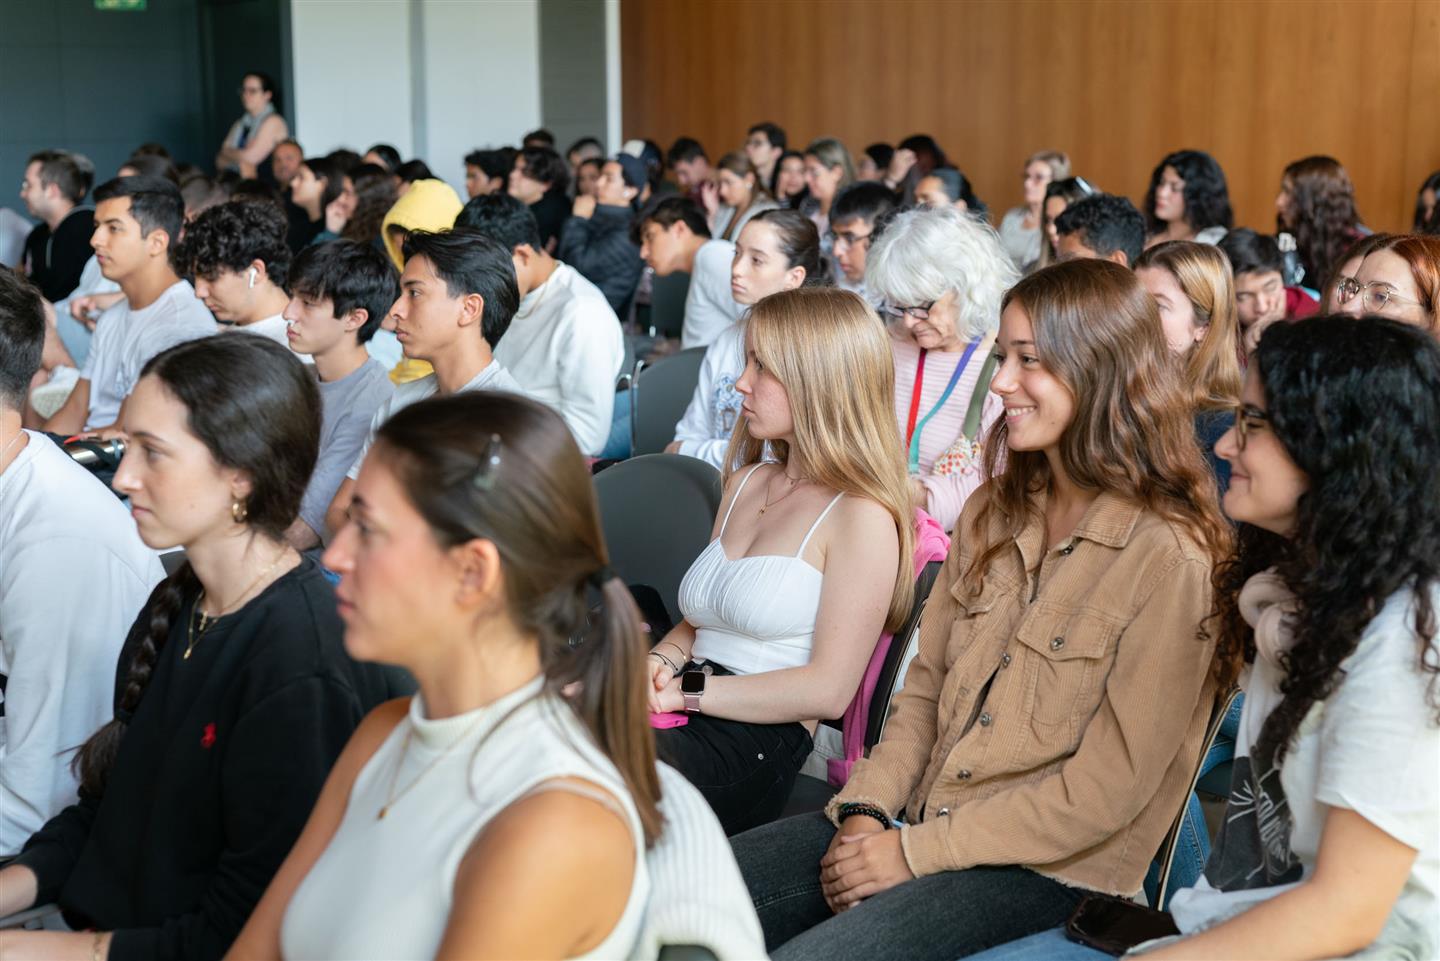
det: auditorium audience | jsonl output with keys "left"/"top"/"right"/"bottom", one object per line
{"left": 668, "top": 210, "right": 825, "bottom": 467}
{"left": 1135, "top": 240, "right": 1243, "bottom": 487}
{"left": 19, "top": 150, "right": 95, "bottom": 303}
{"left": 457, "top": 193, "right": 623, "bottom": 456}
{"left": 744, "top": 122, "right": 787, "bottom": 194}
{"left": 1143, "top": 149, "right": 1233, "bottom": 248}
{"left": 179, "top": 200, "right": 297, "bottom": 350}
{"left": 323, "top": 229, "right": 523, "bottom": 536}
{"left": 636, "top": 196, "right": 744, "bottom": 349}
{"left": 1276, "top": 155, "right": 1367, "bottom": 290}
{"left": 215, "top": 72, "right": 288, "bottom": 178}
{"left": 828, "top": 181, "right": 901, "bottom": 305}
{"left": 0, "top": 272, "right": 164, "bottom": 855}
{"left": 574, "top": 157, "right": 603, "bottom": 200}
{"left": 1053, "top": 193, "right": 1146, "bottom": 268}
{"left": 282, "top": 241, "right": 398, "bottom": 550}
{"left": 463, "top": 147, "right": 516, "bottom": 199}
{"left": 269, "top": 139, "right": 303, "bottom": 190}
{"left": 866, "top": 204, "right": 1015, "bottom": 531}
{"left": 801, "top": 138, "right": 856, "bottom": 241}
{"left": 653, "top": 287, "right": 914, "bottom": 834}
{"left": 998, "top": 150, "right": 1070, "bottom": 270}
{"left": 856, "top": 143, "right": 894, "bottom": 183}
{"left": 287, "top": 155, "right": 343, "bottom": 251}
{"left": 0, "top": 335, "right": 398, "bottom": 961}
{"left": 1217, "top": 228, "right": 1320, "bottom": 352}
{"left": 1335, "top": 234, "right": 1440, "bottom": 333}
{"left": 43, "top": 176, "right": 215, "bottom": 435}
{"left": 558, "top": 154, "right": 647, "bottom": 316}
{"left": 774, "top": 151, "right": 809, "bottom": 209}
{"left": 971, "top": 315, "right": 1440, "bottom": 961}
{"left": 731, "top": 259, "right": 1231, "bottom": 961}
{"left": 1036, "top": 176, "right": 1097, "bottom": 269}
{"left": 704, "top": 152, "right": 780, "bottom": 242}
{"left": 507, "top": 146, "right": 570, "bottom": 253}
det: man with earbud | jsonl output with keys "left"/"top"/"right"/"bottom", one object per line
{"left": 178, "top": 199, "right": 309, "bottom": 359}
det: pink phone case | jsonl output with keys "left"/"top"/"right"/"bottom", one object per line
{"left": 649, "top": 711, "right": 690, "bottom": 729}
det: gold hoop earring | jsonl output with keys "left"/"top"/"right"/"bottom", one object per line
{"left": 231, "top": 499, "right": 248, "bottom": 523}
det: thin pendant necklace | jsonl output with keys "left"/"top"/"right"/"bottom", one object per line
{"left": 184, "top": 551, "right": 291, "bottom": 659}
{"left": 377, "top": 697, "right": 529, "bottom": 820}
{"left": 758, "top": 470, "right": 805, "bottom": 516}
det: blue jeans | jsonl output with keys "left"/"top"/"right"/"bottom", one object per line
{"left": 601, "top": 389, "right": 632, "bottom": 461}
{"left": 965, "top": 928, "right": 1111, "bottom": 961}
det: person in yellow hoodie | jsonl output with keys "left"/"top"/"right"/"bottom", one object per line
{"left": 378, "top": 178, "right": 463, "bottom": 383}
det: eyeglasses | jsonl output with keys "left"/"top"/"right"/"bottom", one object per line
{"left": 238, "top": 86, "right": 264, "bottom": 96}
{"left": 881, "top": 301, "right": 935, "bottom": 321}
{"left": 1233, "top": 403, "right": 1271, "bottom": 451}
{"left": 1336, "top": 278, "right": 1424, "bottom": 313}
{"left": 827, "top": 230, "right": 871, "bottom": 251}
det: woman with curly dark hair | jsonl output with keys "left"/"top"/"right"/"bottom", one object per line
{"left": 969, "top": 314, "right": 1440, "bottom": 961}
{"left": 340, "top": 162, "right": 397, "bottom": 249}
{"left": 1413, "top": 170, "right": 1439, "bottom": 233}
{"left": 1143, "top": 149, "right": 1233, "bottom": 249}
{"left": 1275, "top": 155, "right": 1366, "bottom": 290}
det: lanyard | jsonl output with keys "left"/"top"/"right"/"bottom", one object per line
{"left": 905, "top": 338, "right": 982, "bottom": 474}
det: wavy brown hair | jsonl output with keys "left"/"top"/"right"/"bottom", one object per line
{"left": 1134, "top": 240, "right": 1243, "bottom": 411}
{"left": 966, "top": 260, "right": 1232, "bottom": 672}
{"left": 1278, "top": 156, "right": 1363, "bottom": 289}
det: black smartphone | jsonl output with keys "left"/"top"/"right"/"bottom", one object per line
{"left": 1064, "top": 893, "right": 1181, "bottom": 956}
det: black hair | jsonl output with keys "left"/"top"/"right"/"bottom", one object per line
{"left": 464, "top": 147, "right": 517, "bottom": 181}
{"left": 401, "top": 228, "right": 520, "bottom": 348}
{"left": 897, "top": 134, "right": 947, "bottom": 171}
{"left": 1217, "top": 227, "right": 1284, "bottom": 278}
{"left": 516, "top": 147, "right": 568, "bottom": 194}
{"left": 365, "top": 143, "right": 402, "bottom": 172}
{"left": 774, "top": 150, "right": 809, "bottom": 207}
{"left": 120, "top": 153, "right": 180, "bottom": 186}
{"left": 178, "top": 199, "right": 292, "bottom": 288}
{"left": 1415, "top": 170, "right": 1440, "bottom": 234}
{"left": 0, "top": 271, "right": 45, "bottom": 409}
{"left": 94, "top": 175, "right": 185, "bottom": 250}
{"left": 523, "top": 128, "right": 556, "bottom": 148}
{"left": 577, "top": 157, "right": 604, "bottom": 178}
{"left": 244, "top": 70, "right": 277, "bottom": 97}
{"left": 73, "top": 334, "right": 320, "bottom": 795}
{"left": 1054, "top": 194, "right": 1146, "bottom": 268}
{"left": 395, "top": 159, "right": 435, "bottom": 184}
{"left": 230, "top": 178, "right": 282, "bottom": 205}
{"left": 290, "top": 239, "right": 398, "bottom": 345}
{"left": 633, "top": 195, "right": 711, "bottom": 245}
{"left": 830, "top": 181, "right": 900, "bottom": 231}
{"left": 747, "top": 208, "right": 828, "bottom": 286}
{"left": 1213, "top": 315, "right": 1440, "bottom": 773}
{"left": 863, "top": 142, "right": 894, "bottom": 173}
{"left": 566, "top": 136, "right": 604, "bottom": 158}
{"left": 453, "top": 192, "right": 543, "bottom": 250}
{"left": 1143, "top": 149, "right": 1234, "bottom": 235}
{"left": 26, "top": 150, "right": 94, "bottom": 204}
{"left": 666, "top": 137, "right": 708, "bottom": 167}
{"left": 301, "top": 156, "right": 346, "bottom": 214}
{"left": 748, "top": 122, "right": 787, "bottom": 152}
{"left": 324, "top": 148, "right": 363, "bottom": 175}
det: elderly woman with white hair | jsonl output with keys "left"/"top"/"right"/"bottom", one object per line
{"left": 867, "top": 205, "right": 1018, "bottom": 530}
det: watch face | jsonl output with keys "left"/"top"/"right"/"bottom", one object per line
{"left": 681, "top": 671, "right": 706, "bottom": 695}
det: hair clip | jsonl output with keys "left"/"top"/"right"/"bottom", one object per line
{"left": 1074, "top": 176, "right": 1096, "bottom": 196}
{"left": 472, "top": 433, "right": 503, "bottom": 491}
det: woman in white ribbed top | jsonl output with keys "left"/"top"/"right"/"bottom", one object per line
{"left": 227, "top": 392, "right": 663, "bottom": 960}
{"left": 648, "top": 286, "right": 916, "bottom": 835}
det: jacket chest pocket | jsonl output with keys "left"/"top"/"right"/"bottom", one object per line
{"left": 1014, "top": 609, "right": 1119, "bottom": 730}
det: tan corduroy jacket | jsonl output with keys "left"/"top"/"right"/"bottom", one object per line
{"left": 829, "top": 486, "right": 1218, "bottom": 896}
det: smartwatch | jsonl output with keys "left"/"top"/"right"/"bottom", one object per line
{"left": 681, "top": 670, "right": 707, "bottom": 714}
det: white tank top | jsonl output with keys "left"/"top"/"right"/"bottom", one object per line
{"left": 679, "top": 464, "right": 844, "bottom": 675}
{"left": 280, "top": 676, "right": 648, "bottom": 960}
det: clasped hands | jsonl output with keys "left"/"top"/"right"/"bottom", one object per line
{"left": 820, "top": 816, "right": 915, "bottom": 913}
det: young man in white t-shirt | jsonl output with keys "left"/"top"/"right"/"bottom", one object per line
{"left": 42, "top": 176, "right": 216, "bottom": 435}
{"left": 637, "top": 196, "right": 744, "bottom": 349}
{"left": 0, "top": 271, "right": 164, "bottom": 852}
{"left": 323, "top": 228, "right": 526, "bottom": 536}
{"left": 282, "top": 240, "right": 399, "bottom": 549}
{"left": 179, "top": 198, "right": 307, "bottom": 355}
{"left": 456, "top": 193, "right": 623, "bottom": 456}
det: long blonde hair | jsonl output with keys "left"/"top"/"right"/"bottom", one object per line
{"left": 1135, "top": 241, "right": 1242, "bottom": 412}
{"left": 724, "top": 288, "right": 916, "bottom": 631}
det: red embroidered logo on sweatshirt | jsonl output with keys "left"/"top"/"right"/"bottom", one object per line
{"left": 201, "top": 723, "right": 217, "bottom": 749}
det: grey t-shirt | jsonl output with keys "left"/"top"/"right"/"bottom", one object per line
{"left": 298, "top": 357, "right": 394, "bottom": 539}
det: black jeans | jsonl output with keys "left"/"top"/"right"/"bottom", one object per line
{"left": 732, "top": 812, "right": 1089, "bottom": 961}
{"left": 654, "top": 664, "right": 813, "bottom": 835}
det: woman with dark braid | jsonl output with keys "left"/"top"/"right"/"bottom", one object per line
{"left": 0, "top": 335, "right": 398, "bottom": 961}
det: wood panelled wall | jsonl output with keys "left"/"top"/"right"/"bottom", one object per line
{"left": 621, "top": 0, "right": 1440, "bottom": 234}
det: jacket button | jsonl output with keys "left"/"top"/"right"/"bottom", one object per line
{"left": 1000, "top": 652, "right": 1012, "bottom": 667}
{"left": 938, "top": 807, "right": 950, "bottom": 816}
{"left": 1051, "top": 637, "right": 1065, "bottom": 651}
{"left": 958, "top": 770, "right": 972, "bottom": 780}
{"left": 979, "top": 712, "right": 992, "bottom": 726}
{"left": 1060, "top": 544, "right": 1075, "bottom": 556}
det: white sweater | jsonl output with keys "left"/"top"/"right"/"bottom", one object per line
{"left": 0, "top": 432, "right": 164, "bottom": 852}
{"left": 495, "top": 263, "right": 624, "bottom": 455}
{"left": 672, "top": 319, "right": 746, "bottom": 469}
{"left": 681, "top": 240, "right": 746, "bottom": 350}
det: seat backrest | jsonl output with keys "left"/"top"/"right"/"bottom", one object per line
{"left": 593, "top": 454, "right": 722, "bottom": 626}
{"left": 649, "top": 271, "right": 691, "bottom": 339}
{"left": 866, "top": 559, "right": 944, "bottom": 743}
{"left": 631, "top": 347, "right": 708, "bottom": 456}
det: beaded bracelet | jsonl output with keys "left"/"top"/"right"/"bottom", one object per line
{"left": 837, "top": 802, "right": 892, "bottom": 830}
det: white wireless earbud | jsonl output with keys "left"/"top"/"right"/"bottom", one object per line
{"left": 248, "top": 267, "right": 257, "bottom": 289}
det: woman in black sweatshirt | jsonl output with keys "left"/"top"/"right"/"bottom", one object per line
{"left": 0, "top": 336, "right": 404, "bottom": 961}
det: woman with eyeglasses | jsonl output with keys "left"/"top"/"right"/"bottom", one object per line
{"left": 1036, "top": 177, "right": 1098, "bottom": 270}
{"left": 967, "top": 315, "right": 1440, "bottom": 961}
{"left": 215, "top": 72, "right": 289, "bottom": 179}
{"left": 1334, "top": 234, "right": 1440, "bottom": 333}
{"left": 730, "top": 259, "right": 1231, "bottom": 961}
{"left": 1319, "top": 232, "right": 1397, "bottom": 313}
{"left": 865, "top": 205, "right": 1017, "bottom": 531}
{"left": 998, "top": 150, "right": 1071, "bottom": 271}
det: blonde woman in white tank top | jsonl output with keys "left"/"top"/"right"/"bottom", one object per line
{"left": 227, "top": 390, "right": 664, "bottom": 960}
{"left": 650, "top": 286, "right": 916, "bottom": 835}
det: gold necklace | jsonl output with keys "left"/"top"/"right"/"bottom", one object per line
{"left": 184, "top": 551, "right": 291, "bottom": 659}
{"left": 377, "top": 708, "right": 500, "bottom": 820}
{"left": 758, "top": 470, "right": 806, "bottom": 516}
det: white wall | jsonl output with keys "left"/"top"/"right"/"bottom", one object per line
{"left": 289, "top": 0, "right": 542, "bottom": 197}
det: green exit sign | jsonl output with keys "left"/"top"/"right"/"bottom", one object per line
{"left": 96, "top": 0, "right": 147, "bottom": 9}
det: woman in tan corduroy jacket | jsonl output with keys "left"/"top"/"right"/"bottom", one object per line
{"left": 730, "top": 259, "right": 1234, "bottom": 961}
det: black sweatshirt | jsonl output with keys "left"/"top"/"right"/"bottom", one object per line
{"left": 23, "top": 206, "right": 95, "bottom": 303}
{"left": 14, "top": 556, "right": 410, "bottom": 961}
{"left": 558, "top": 204, "right": 644, "bottom": 318}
